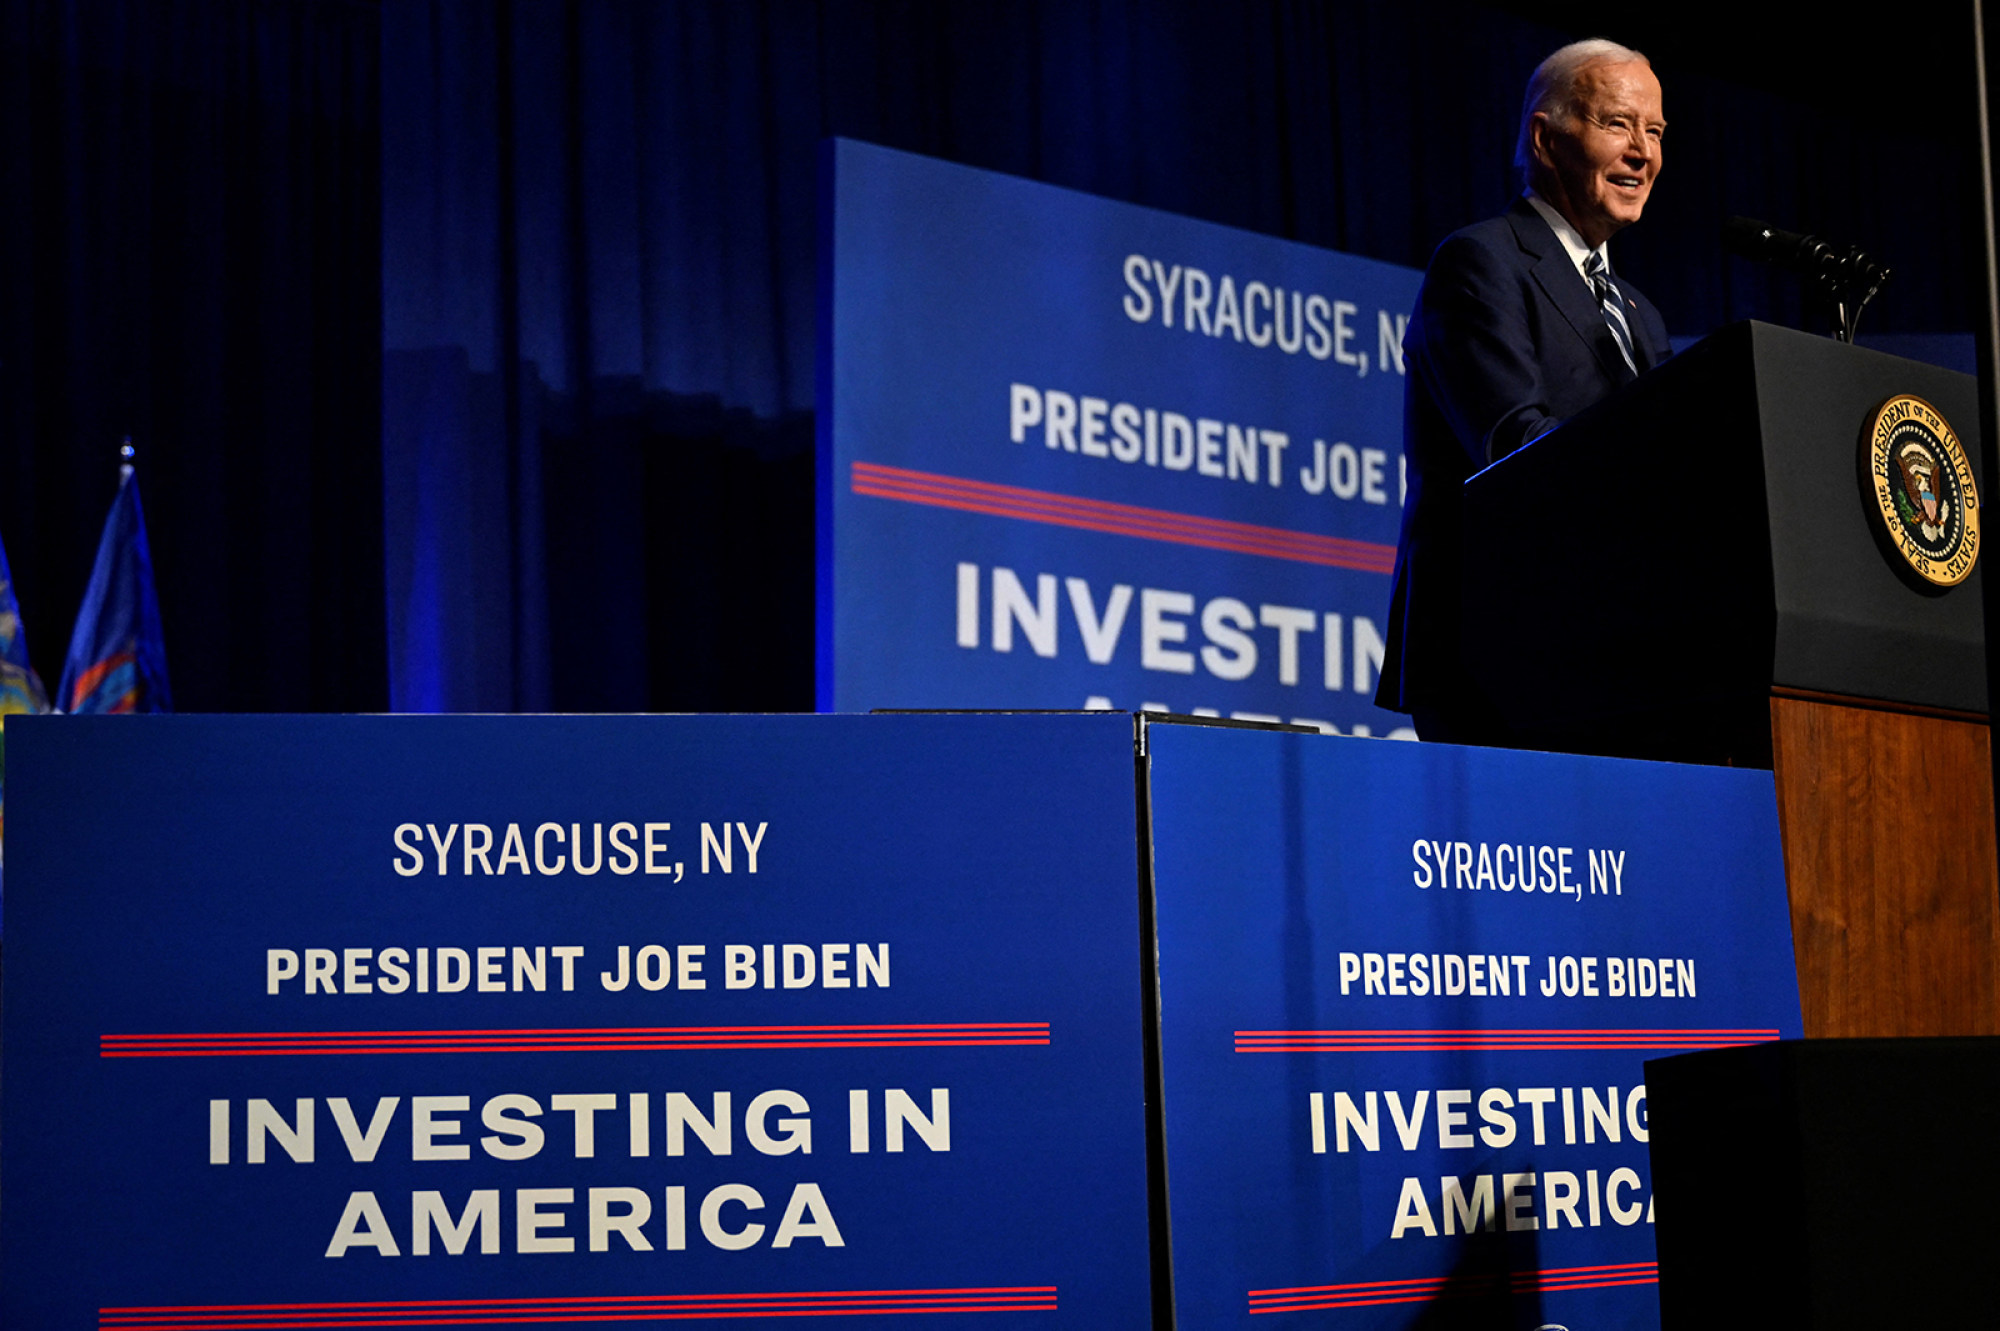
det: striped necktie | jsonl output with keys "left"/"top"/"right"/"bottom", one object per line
{"left": 1584, "top": 251, "right": 1638, "bottom": 376}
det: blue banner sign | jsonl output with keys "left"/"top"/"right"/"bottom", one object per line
{"left": 2, "top": 714, "right": 1155, "bottom": 1327}
{"left": 1143, "top": 722, "right": 1802, "bottom": 1328}
{"left": 819, "top": 139, "right": 1423, "bottom": 736}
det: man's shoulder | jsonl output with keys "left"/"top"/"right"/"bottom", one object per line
{"left": 1425, "top": 203, "right": 1546, "bottom": 274}
{"left": 1449, "top": 209, "right": 1528, "bottom": 245}
{"left": 1416, "top": 207, "right": 1536, "bottom": 289}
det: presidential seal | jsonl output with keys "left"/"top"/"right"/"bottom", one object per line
{"left": 1863, "top": 394, "right": 1980, "bottom": 589}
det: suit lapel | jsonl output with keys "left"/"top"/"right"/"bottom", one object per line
{"left": 1507, "top": 200, "right": 1636, "bottom": 387}
{"left": 1629, "top": 301, "right": 1665, "bottom": 371}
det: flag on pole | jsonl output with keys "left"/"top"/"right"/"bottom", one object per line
{"left": 0, "top": 527, "right": 49, "bottom": 719}
{"left": 1, "top": 524, "right": 50, "bottom": 937}
{"left": 58, "top": 460, "right": 172, "bottom": 714}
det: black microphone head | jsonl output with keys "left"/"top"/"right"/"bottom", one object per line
{"left": 1721, "top": 216, "right": 1777, "bottom": 258}
{"left": 1721, "top": 216, "right": 1846, "bottom": 282}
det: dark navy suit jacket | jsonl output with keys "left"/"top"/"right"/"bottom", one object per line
{"left": 1375, "top": 197, "right": 1671, "bottom": 722}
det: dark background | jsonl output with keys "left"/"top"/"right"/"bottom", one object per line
{"left": 0, "top": 0, "right": 1988, "bottom": 714}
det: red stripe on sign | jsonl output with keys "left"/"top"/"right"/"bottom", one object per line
{"left": 101, "top": 1023, "right": 1050, "bottom": 1058}
{"left": 1520, "top": 1271, "right": 1664, "bottom": 1287}
{"left": 1235, "top": 1027, "right": 1778, "bottom": 1053}
{"left": 1248, "top": 1263, "right": 1656, "bottom": 1313}
{"left": 849, "top": 461, "right": 1397, "bottom": 573}
{"left": 100, "top": 1288, "right": 1060, "bottom": 1328}
{"left": 1512, "top": 1261, "right": 1661, "bottom": 1294}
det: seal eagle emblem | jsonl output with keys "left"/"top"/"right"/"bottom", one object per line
{"left": 1863, "top": 394, "right": 1980, "bottom": 589}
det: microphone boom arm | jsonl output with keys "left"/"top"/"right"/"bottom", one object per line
{"left": 1721, "top": 216, "right": 1891, "bottom": 342}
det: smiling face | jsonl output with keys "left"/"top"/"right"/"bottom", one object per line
{"left": 1529, "top": 58, "right": 1664, "bottom": 249}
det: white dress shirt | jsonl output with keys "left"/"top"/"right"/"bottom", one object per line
{"left": 1525, "top": 190, "right": 1613, "bottom": 284}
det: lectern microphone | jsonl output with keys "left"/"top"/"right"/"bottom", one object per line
{"left": 1721, "top": 216, "right": 1890, "bottom": 342}
{"left": 1722, "top": 216, "right": 1888, "bottom": 293}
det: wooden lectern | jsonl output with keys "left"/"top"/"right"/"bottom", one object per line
{"left": 1461, "top": 321, "right": 1997, "bottom": 1037}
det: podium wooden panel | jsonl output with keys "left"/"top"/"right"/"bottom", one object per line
{"left": 1770, "top": 693, "right": 2000, "bottom": 1036}
{"left": 1458, "top": 322, "right": 1997, "bottom": 1038}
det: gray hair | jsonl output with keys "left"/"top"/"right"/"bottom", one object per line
{"left": 1513, "top": 39, "right": 1649, "bottom": 175}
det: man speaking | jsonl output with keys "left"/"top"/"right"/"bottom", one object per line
{"left": 1376, "top": 39, "right": 1671, "bottom": 743}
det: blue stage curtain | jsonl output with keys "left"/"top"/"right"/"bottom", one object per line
{"left": 0, "top": 0, "right": 384, "bottom": 711}
{"left": 383, "top": 0, "right": 1978, "bottom": 715}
